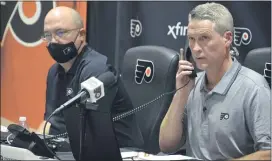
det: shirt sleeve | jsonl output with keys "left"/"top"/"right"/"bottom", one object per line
{"left": 246, "top": 85, "right": 271, "bottom": 151}
{"left": 43, "top": 65, "right": 67, "bottom": 135}
{"left": 44, "top": 68, "right": 53, "bottom": 120}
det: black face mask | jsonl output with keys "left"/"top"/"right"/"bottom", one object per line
{"left": 46, "top": 32, "right": 82, "bottom": 63}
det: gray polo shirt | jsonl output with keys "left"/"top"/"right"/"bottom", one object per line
{"left": 183, "top": 57, "right": 271, "bottom": 160}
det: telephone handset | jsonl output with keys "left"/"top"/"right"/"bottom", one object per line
{"left": 7, "top": 124, "right": 55, "bottom": 158}
{"left": 180, "top": 43, "right": 197, "bottom": 79}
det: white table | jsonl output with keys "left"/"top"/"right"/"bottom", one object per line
{"left": 122, "top": 151, "right": 197, "bottom": 160}
{"left": 1, "top": 144, "right": 197, "bottom": 160}
{"left": 1, "top": 144, "right": 55, "bottom": 160}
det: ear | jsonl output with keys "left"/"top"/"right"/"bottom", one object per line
{"left": 223, "top": 31, "right": 232, "bottom": 48}
{"left": 79, "top": 28, "right": 86, "bottom": 41}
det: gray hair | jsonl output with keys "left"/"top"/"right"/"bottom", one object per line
{"left": 189, "top": 2, "right": 234, "bottom": 36}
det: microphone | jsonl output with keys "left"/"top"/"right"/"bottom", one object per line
{"left": 7, "top": 124, "right": 55, "bottom": 158}
{"left": 81, "top": 71, "right": 116, "bottom": 103}
{"left": 54, "top": 71, "right": 116, "bottom": 114}
{"left": 42, "top": 71, "right": 117, "bottom": 160}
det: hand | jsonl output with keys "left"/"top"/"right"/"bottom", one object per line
{"left": 176, "top": 60, "right": 195, "bottom": 89}
{"left": 36, "top": 121, "right": 51, "bottom": 135}
{"left": 176, "top": 48, "right": 195, "bottom": 91}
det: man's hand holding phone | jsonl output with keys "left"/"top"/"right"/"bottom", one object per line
{"left": 176, "top": 48, "right": 195, "bottom": 91}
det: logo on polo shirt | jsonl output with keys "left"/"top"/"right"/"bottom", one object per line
{"left": 66, "top": 88, "right": 73, "bottom": 96}
{"left": 135, "top": 59, "right": 154, "bottom": 84}
{"left": 220, "top": 112, "right": 229, "bottom": 120}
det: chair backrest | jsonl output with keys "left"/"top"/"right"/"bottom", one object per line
{"left": 243, "top": 47, "right": 271, "bottom": 87}
{"left": 120, "top": 45, "right": 179, "bottom": 154}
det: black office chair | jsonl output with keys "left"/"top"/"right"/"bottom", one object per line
{"left": 243, "top": 47, "right": 271, "bottom": 87}
{"left": 120, "top": 45, "right": 179, "bottom": 154}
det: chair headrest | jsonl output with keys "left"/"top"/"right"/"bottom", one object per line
{"left": 121, "top": 45, "right": 179, "bottom": 153}
{"left": 243, "top": 47, "right": 271, "bottom": 87}
{"left": 121, "top": 45, "right": 179, "bottom": 107}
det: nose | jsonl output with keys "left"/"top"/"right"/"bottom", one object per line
{"left": 50, "top": 35, "right": 58, "bottom": 43}
{"left": 191, "top": 41, "right": 202, "bottom": 54}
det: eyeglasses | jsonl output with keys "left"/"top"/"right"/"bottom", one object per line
{"left": 41, "top": 28, "right": 80, "bottom": 42}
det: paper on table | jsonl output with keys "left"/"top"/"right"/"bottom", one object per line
{"left": 121, "top": 151, "right": 139, "bottom": 159}
{"left": 136, "top": 152, "right": 196, "bottom": 160}
{"left": 1, "top": 125, "right": 8, "bottom": 132}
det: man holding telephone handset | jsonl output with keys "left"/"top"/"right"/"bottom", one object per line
{"left": 159, "top": 2, "right": 271, "bottom": 160}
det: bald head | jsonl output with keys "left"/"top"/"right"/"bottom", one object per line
{"left": 71, "top": 8, "right": 83, "bottom": 28}
{"left": 43, "top": 6, "right": 86, "bottom": 55}
{"left": 45, "top": 6, "right": 83, "bottom": 29}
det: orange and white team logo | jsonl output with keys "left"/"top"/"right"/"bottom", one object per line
{"left": 135, "top": 59, "right": 154, "bottom": 84}
{"left": 1, "top": 1, "right": 87, "bottom": 129}
{"left": 1, "top": 1, "right": 56, "bottom": 47}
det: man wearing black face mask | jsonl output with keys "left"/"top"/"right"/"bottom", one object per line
{"left": 37, "top": 6, "right": 144, "bottom": 149}
{"left": 46, "top": 29, "right": 82, "bottom": 63}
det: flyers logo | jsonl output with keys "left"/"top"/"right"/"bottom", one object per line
{"left": 1, "top": 1, "right": 56, "bottom": 47}
{"left": 63, "top": 47, "right": 72, "bottom": 55}
{"left": 220, "top": 112, "right": 229, "bottom": 120}
{"left": 135, "top": 59, "right": 154, "bottom": 84}
{"left": 1, "top": 1, "right": 87, "bottom": 130}
{"left": 66, "top": 88, "right": 73, "bottom": 96}
{"left": 233, "top": 27, "right": 252, "bottom": 46}
{"left": 94, "top": 87, "right": 102, "bottom": 99}
{"left": 130, "top": 19, "right": 142, "bottom": 38}
{"left": 264, "top": 63, "right": 271, "bottom": 87}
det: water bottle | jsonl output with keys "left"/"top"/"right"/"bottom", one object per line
{"left": 18, "top": 116, "right": 29, "bottom": 130}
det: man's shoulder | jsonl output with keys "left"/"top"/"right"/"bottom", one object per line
{"left": 49, "top": 63, "right": 59, "bottom": 70}
{"left": 78, "top": 47, "right": 110, "bottom": 81}
{"left": 81, "top": 48, "right": 108, "bottom": 70}
{"left": 47, "top": 63, "right": 59, "bottom": 78}
{"left": 82, "top": 47, "right": 108, "bottom": 66}
{"left": 238, "top": 66, "right": 269, "bottom": 88}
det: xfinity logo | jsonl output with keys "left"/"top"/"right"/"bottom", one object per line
{"left": 167, "top": 22, "right": 187, "bottom": 39}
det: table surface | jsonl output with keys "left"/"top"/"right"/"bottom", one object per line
{"left": 1, "top": 144, "right": 197, "bottom": 160}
